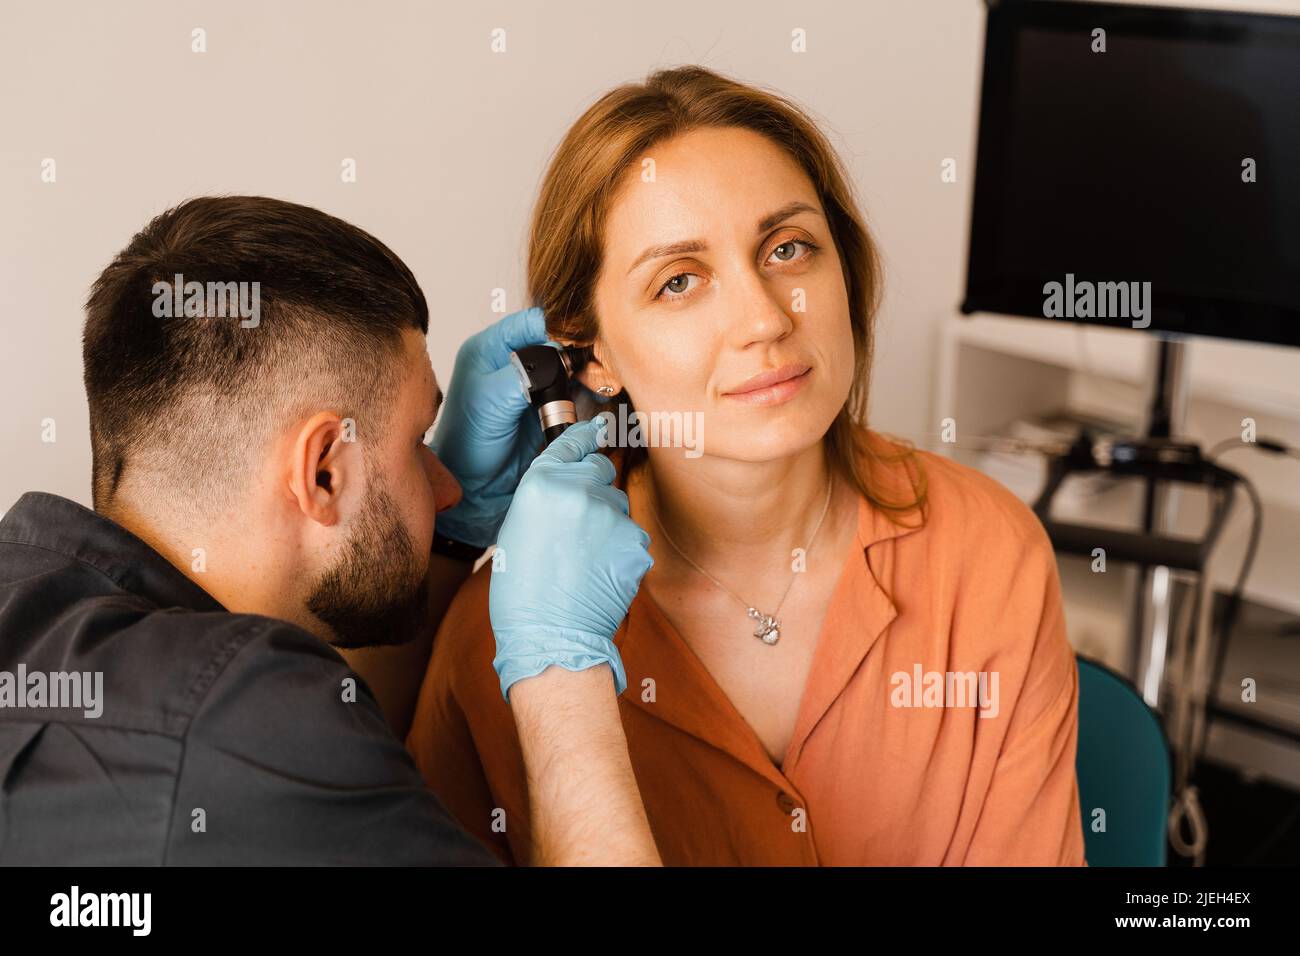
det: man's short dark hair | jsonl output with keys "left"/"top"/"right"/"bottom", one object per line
{"left": 83, "top": 196, "right": 429, "bottom": 511}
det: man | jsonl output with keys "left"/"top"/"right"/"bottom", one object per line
{"left": 0, "top": 197, "right": 656, "bottom": 865}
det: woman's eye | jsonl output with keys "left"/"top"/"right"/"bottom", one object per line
{"left": 768, "top": 239, "right": 814, "bottom": 264}
{"left": 656, "top": 272, "right": 700, "bottom": 300}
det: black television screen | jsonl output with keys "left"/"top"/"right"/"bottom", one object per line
{"left": 962, "top": 0, "right": 1300, "bottom": 348}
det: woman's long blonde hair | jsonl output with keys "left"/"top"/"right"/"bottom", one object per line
{"left": 527, "top": 65, "right": 926, "bottom": 524}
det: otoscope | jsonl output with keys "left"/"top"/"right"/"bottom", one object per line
{"left": 510, "top": 344, "right": 579, "bottom": 446}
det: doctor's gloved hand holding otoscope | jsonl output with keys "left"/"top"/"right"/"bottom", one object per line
{"left": 430, "top": 306, "right": 651, "bottom": 698}
{"left": 428, "top": 307, "right": 659, "bottom": 865}
{"left": 428, "top": 306, "right": 550, "bottom": 550}
{"left": 489, "top": 416, "right": 653, "bottom": 701}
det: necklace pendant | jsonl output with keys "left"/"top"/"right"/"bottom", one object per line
{"left": 747, "top": 607, "right": 781, "bottom": 645}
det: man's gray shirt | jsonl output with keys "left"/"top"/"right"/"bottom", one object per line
{"left": 0, "top": 492, "right": 496, "bottom": 865}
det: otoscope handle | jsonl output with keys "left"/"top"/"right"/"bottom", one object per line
{"left": 543, "top": 420, "right": 573, "bottom": 444}
{"left": 510, "top": 344, "right": 578, "bottom": 447}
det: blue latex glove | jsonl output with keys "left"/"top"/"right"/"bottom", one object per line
{"left": 430, "top": 307, "right": 549, "bottom": 549}
{"left": 489, "top": 417, "right": 654, "bottom": 701}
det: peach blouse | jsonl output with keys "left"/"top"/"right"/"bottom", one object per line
{"left": 407, "top": 431, "right": 1087, "bottom": 865}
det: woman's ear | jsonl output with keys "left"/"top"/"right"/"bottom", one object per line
{"left": 565, "top": 338, "right": 622, "bottom": 397}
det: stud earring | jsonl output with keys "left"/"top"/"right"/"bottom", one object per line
{"left": 596, "top": 385, "right": 616, "bottom": 396}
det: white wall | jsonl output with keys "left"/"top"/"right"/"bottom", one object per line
{"left": 3, "top": 0, "right": 1298, "bottom": 510}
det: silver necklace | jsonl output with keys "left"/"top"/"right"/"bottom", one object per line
{"left": 646, "top": 473, "right": 835, "bottom": 645}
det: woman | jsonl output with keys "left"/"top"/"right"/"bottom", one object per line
{"left": 407, "top": 66, "right": 1086, "bottom": 865}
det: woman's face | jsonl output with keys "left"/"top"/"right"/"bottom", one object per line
{"left": 589, "top": 125, "right": 856, "bottom": 464}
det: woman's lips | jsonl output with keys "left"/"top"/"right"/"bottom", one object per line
{"left": 722, "top": 363, "right": 812, "bottom": 406}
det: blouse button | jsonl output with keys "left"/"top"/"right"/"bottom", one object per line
{"left": 776, "top": 791, "right": 798, "bottom": 814}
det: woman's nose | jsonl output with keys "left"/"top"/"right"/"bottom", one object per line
{"left": 427, "top": 452, "right": 463, "bottom": 513}
{"left": 729, "top": 270, "right": 795, "bottom": 347}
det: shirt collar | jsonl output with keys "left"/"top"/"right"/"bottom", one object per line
{"left": 0, "top": 491, "right": 225, "bottom": 613}
{"left": 853, "top": 428, "right": 929, "bottom": 552}
{"left": 607, "top": 433, "right": 927, "bottom": 783}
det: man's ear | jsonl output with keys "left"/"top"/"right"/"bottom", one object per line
{"left": 287, "top": 412, "right": 354, "bottom": 527}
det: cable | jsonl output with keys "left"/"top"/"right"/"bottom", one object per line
{"left": 1207, "top": 435, "right": 1300, "bottom": 463}
{"left": 1163, "top": 454, "right": 1261, "bottom": 865}
{"left": 1202, "top": 435, "right": 1299, "bottom": 751}
{"left": 1167, "top": 561, "right": 1209, "bottom": 865}
{"left": 1187, "top": 436, "right": 1299, "bottom": 863}
{"left": 1168, "top": 785, "right": 1209, "bottom": 865}
{"left": 1202, "top": 467, "right": 1263, "bottom": 750}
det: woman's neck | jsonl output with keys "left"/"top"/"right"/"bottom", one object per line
{"left": 628, "top": 441, "right": 841, "bottom": 578}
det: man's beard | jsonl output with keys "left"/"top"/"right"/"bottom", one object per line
{"left": 306, "top": 475, "right": 429, "bottom": 650}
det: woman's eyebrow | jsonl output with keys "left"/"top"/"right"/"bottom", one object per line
{"left": 756, "top": 200, "right": 821, "bottom": 233}
{"left": 626, "top": 201, "right": 823, "bottom": 276}
{"left": 627, "top": 239, "right": 706, "bottom": 275}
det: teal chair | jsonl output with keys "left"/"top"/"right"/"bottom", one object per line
{"left": 1074, "top": 655, "right": 1171, "bottom": 866}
